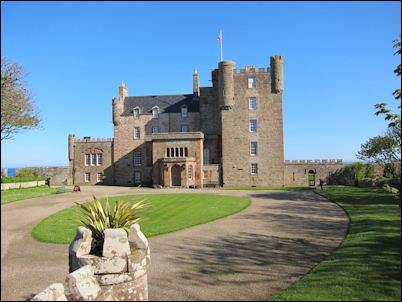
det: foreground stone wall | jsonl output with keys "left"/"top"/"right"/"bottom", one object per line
{"left": 1, "top": 180, "right": 46, "bottom": 190}
{"left": 32, "top": 224, "right": 150, "bottom": 301}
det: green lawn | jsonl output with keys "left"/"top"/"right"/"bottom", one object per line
{"left": 222, "top": 185, "right": 312, "bottom": 191}
{"left": 1, "top": 185, "right": 58, "bottom": 205}
{"left": 269, "top": 185, "right": 401, "bottom": 301}
{"left": 32, "top": 193, "right": 251, "bottom": 244}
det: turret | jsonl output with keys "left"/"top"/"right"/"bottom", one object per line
{"left": 193, "top": 69, "right": 200, "bottom": 97}
{"left": 113, "top": 82, "right": 126, "bottom": 126}
{"left": 68, "top": 134, "right": 75, "bottom": 161}
{"left": 270, "top": 55, "right": 284, "bottom": 94}
{"left": 218, "top": 60, "right": 236, "bottom": 109}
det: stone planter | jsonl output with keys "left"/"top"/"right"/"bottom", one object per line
{"left": 68, "top": 224, "right": 150, "bottom": 301}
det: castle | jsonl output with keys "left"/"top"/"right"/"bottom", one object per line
{"left": 68, "top": 57, "right": 343, "bottom": 187}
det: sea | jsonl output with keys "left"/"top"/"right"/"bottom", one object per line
{"left": 4, "top": 168, "right": 16, "bottom": 177}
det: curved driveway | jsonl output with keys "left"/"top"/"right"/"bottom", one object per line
{"left": 1, "top": 186, "right": 349, "bottom": 301}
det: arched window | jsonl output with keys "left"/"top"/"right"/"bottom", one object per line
{"left": 185, "top": 147, "right": 188, "bottom": 157}
{"left": 171, "top": 148, "right": 174, "bottom": 157}
{"left": 180, "top": 147, "right": 183, "bottom": 157}
{"left": 166, "top": 148, "right": 170, "bottom": 157}
{"left": 175, "top": 147, "right": 179, "bottom": 157}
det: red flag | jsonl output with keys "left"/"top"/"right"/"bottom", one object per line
{"left": 217, "top": 31, "right": 221, "bottom": 43}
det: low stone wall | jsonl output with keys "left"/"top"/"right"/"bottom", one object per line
{"left": 1, "top": 168, "right": 7, "bottom": 177}
{"left": 1, "top": 180, "right": 46, "bottom": 190}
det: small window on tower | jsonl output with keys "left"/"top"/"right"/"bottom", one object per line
{"left": 249, "top": 97, "right": 256, "bottom": 110}
{"left": 248, "top": 77, "right": 256, "bottom": 88}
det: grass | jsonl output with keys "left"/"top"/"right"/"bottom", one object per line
{"left": 222, "top": 185, "right": 312, "bottom": 191}
{"left": 269, "top": 185, "right": 401, "bottom": 301}
{"left": 32, "top": 193, "right": 251, "bottom": 244}
{"left": 1, "top": 176, "right": 47, "bottom": 183}
{"left": 1, "top": 185, "right": 58, "bottom": 205}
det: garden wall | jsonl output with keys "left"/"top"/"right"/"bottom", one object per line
{"left": 1, "top": 180, "right": 46, "bottom": 190}
{"left": 25, "top": 166, "right": 69, "bottom": 185}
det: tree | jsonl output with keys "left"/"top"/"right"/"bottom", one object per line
{"left": 356, "top": 128, "right": 401, "bottom": 168}
{"left": 375, "top": 35, "right": 401, "bottom": 128}
{"left": 1, "top": 56, "right": 41, "bottom": 141}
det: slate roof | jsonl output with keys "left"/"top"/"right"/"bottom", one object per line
{"left": 122, "top": 94, "right": 199, "bottom": 116}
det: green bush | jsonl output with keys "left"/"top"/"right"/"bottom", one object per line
{"left": 16, "top": 168, "right": 33, "bottom": 178}
{"left": 383, "top": 163, "right": 398, "bottom": 178}
{"left": 365, "top": 163, "right": 376, "bottom": 179}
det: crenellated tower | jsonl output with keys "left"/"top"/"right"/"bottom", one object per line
{"left": 270, "top": 55, "right": 284, "bottom": 94}
{"left": 218, "top": 60, "right": 236, "bottom": 109}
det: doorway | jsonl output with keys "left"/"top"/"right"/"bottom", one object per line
{"left": 308, "top": 170, "right": 315, "bottom": 186}
{"left": 171, "top": 165, "right": 182, "bottom": 186}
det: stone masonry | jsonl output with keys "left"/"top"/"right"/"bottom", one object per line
{"left": 68, "top": 56, "right": 344, "bottom": 187}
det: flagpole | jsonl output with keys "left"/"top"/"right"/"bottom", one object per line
{"left": 220, "top": 29, "right": 223, "bottom": 61}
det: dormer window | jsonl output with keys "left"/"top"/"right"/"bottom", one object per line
{"left": 181, "top": 105, "right": 188, "bottom": 118}
{"left": 152, "top": 106, "right": 159, "bottom": 118}
{"left": 133, "top": 107, "right": 140, "bottom": 119}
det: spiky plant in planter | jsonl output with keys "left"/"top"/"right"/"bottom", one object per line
{"left": 74, "top": 194, "right": 146, "bottom": 256}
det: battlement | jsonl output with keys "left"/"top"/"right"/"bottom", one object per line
{"left": 75, "top": 137, "right": 113, "bottom": 143}
{"left": 271, "top": 55, "right": 283, "bottom": 61}
{"left": 284, "top": 159, "right": 343, "bottom": 165}
{"left": 237, "top": 66, "right": 269, "bottom": 74}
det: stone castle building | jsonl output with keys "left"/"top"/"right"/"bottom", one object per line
{"left": 68, "top": 56, "right": 343, "bottom": 187}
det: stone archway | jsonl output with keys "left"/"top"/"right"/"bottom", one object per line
{"left": 171, "top": 165, "right": 182, "bottom": 186}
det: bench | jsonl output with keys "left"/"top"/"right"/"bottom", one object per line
{"left": 56, "top": 186, "right": 67, "bottom": 194}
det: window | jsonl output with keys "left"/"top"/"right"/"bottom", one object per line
{"left": 248, "top": 77, "right": 256, "bottom": 88}
{"left": 134, "top": 172, "right": 141, "bottom": 184}
{"left": 185, "top": 147, "right": 188, "bottom": 157}
{"left": 249, "top": 97, "right": 256, "bottom": 110}
{"left": 250, "top": 120, "right": 257, "bottom": 132}
{"left": 175, "top": 147, "right": 179, "bottom": 157}
{"left": 166, "top": 148, "right": 170, "bottom": 157}
{"left": 250, "top": 142, "right": 258, "bottom": 156}
{"left": 188, "top": 165, "right": 193, "bottom": 180}
{"left": 97, "top": 173, "right": 103, "bottom": 183}
{"left": 181, "top": 125, "right": 188, "bottom": 132}
{"left": 152, "top": 126, "right": 159, "bottom": 134}
{"left": 251, "top": 164, "right": 258, "bottom": 175}
{"left": 97, "top": 154, "right": 103, "bottom": 166}
{"left": 203, "top": 171, "right": 208, "bottom": 179}
{"left": 85, "top": 154, "right": 90, "bottom": 166}
{"left": 171, "top": 148, "right": 174, "bottom": 157}
{"left": 134, "top": 127, "right": 140, "bottom": 139}
{"left": 91, "top": 154, "right": 97, "bottom": 166}
{"left": 133, "top": 108, "right": 140, "bottom": 119}
{"left": 181, "top": 106, "right": 188, "bottom": 118}
{"left": 152, "top": 106, "right": 159, "bottom": 118}
{"left": 134, "top": 151, "right": 142, "bottom": 166}
{"left": 85, "top": 173, "right": 90, "bottom": 183}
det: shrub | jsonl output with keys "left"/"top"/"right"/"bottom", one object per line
{"left": 16, "top": 168, "right": 32, "bottom": 178}
{"left": 384, "top": 163, "right": 398, "bottom": 178}
{"left": 74, "top": 194, "right": 146, "bottom": 256}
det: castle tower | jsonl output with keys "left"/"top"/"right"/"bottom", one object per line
{"left": 270, "top": 55, "right": 284, "bottom": 94}
{"left": 193, "top": 69, "right": 200, "bottom": 97}
{"left": 218, "top": 60, "right": 236, "bottom": 109}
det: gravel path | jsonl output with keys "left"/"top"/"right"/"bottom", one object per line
{"left": 1, "top": 186, "right": 349, "bottom": 301}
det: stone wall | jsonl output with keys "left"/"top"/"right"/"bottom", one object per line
{"left": 1, "top": 180, "right": 46, "bottom": 190}
{"left": 26, "top": 166, "right": 69, "bottom": 185}
{"left": 1, "top": 168, "right": 7, "bottom": 177}
{"left": 284, "top": 159, "right": 344, "bottom": 186}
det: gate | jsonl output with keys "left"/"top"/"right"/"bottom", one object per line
{"left": 308, "top": 170, "right": 315, "bottom": 186}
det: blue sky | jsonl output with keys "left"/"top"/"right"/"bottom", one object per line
{"left": 1, "top": 1, "right": 401, "bottom": 168}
